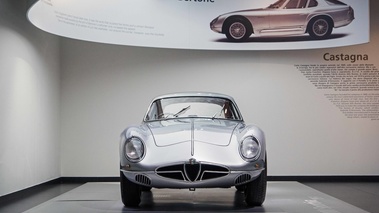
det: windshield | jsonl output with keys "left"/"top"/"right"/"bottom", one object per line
{"left": 268, "top": 0, "right": 288, "bottom": 8}
{"left": 145, "top": 97, "right": 242, "bottom": 121}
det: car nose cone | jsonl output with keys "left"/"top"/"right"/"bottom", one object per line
{"left": 184, "top": 159, "right": 201, "bottom": 182}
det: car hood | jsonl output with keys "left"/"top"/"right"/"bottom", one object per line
{"left": 221, "top": 8, "right": 271, "bottom": 16}
{"left": 146, "top": 118, "right": 241, "bottom": 147}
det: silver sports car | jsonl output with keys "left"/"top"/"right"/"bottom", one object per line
{"left": 120, "top": 92, "right": 266, "bottom": 207}
{"left": 210, "top": 0, "right": 354, "bottom": 41}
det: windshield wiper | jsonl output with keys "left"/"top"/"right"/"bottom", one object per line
{"left": 174, "top": 105, "right": 191, "bottom": 117}
{"left": 212, "top": 104, "right": 225, "bottom": 119}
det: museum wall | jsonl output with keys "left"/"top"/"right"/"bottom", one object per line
{"left": 60, "top": 0, "right": 379, "bottom": 177}
{"left": 0, "top": 0, "right": 61, "bottom": 196}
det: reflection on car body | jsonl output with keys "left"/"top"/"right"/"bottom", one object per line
{"left": 119, "top": 92, "right": 267, "bottom": 207}
{"left": 210, "top": 0, "right": 354, "bottom": 41}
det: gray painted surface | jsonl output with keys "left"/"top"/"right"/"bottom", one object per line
{"left": 25, "top": 182, "right": 368, "bottom": 213}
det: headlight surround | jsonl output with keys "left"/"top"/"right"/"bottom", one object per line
{"left": 211, "top": 17, "right": 219, "bottom": 25}
{"left": 240, "top": 136, "right": 261, "bottom": 161}
{"left": 124, "top": 137, "right": 145, "bottom": 162}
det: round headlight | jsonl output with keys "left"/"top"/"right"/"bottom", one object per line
{"left": 240, "top": 136, "right": 260, "bottom": 161}
{"left": 124, "top": 137, "right": 145, "bottom": 162}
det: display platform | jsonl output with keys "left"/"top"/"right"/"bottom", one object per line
{"left": 24, "top": 182, "right": 368, "bottom": 213}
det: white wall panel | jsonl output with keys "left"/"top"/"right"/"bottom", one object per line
{"left": 0, "top": 0, "right": 61, "bottom": 196}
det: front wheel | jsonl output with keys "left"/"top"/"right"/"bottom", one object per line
{"left": 224, "top": 18, "right": 252, "bottom": 42}
{"left": 235, "top": 184, "right": 246, "bottom": 191}
{"left": 244, "top": 155, "right": 267, "bottom": 206}
{"left": 120, "top": 171, "right": 141, "bottom": 207}
{"left": 308, "top": 17, "right": 333, "bottom": 40}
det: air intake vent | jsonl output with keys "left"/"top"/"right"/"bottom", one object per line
{"left": 156, "top": 162, "right": 229, "bottom": 182}
{"left": 235, "top": 173, "right": 252, "bottom": 185}
{"left": 135, "top": 174, "right": 151, "bottom": 186}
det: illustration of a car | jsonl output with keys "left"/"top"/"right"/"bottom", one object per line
{"left": 120, "top": 92, "right": 267, "bottom": 207}
{"left": 210, "top": 0, "right": 354, "bottom": 41}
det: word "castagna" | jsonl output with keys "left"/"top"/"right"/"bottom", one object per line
{"left": 323, "top": 53, "right": 369, "bottom": 63}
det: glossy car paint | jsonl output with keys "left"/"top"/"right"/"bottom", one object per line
{"left": 120, "top": 92, "right": 266, "bottom": 189}
{"left": 210, "top": 0, "right": 354, "bottom": 40}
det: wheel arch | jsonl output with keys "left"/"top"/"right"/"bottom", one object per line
{"left": 222, "top": 15, "right": 253, "bottom": 34}
{"left": 306, "top": 14, "right": 334, "bottom": 33}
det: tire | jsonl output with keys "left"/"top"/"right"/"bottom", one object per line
{"left": 235, "top": 184, "right": 246, "bottom": 191}
{"left": 141, "top": 186, "right": 152, "bottom": 192}
{"left": 244, "top": 155, "right": 267, "bottom": 206}
{"left": 224, "top": 18, "right": 252, "bottom": 42}
{"left": 308, "top": 17, "right": 333, "bottom": 40}
{"left": 120, "top": 171, "right": 141, "bottom": 207}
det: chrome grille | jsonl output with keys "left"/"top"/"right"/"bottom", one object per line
{"left": 184, "top": 163, "right": 201, "bottom": 181}
{"left": 156, "top": 162, "right": 229, "bottom": 182}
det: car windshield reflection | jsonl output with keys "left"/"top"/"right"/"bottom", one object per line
{"left": 145, "top": 97, "right": 242, "bottom": 121}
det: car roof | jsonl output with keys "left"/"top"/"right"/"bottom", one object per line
{"left": 152, "top": 92, "right": 236, "bottom": 102}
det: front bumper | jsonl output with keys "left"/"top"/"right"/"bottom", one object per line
{"left": 211, "top": 25, "right": 222, "bottom": 33}
{"left": 121, "top": 160, "right": 264, "bottom": 188}
{"left": 210, "top": 17, "right": 223, "bottom": 33}
{"left": 121, "top": 166, "right": 264, "bottom": 189}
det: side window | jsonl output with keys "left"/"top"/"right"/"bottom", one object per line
{"left": 285, "top": 0, "right": 299, "bottom": 9}
{"left": 146, "top": 102, "right": 158, "bottom": 121}
{"left": 299, "top": 0, "right": 308, "bottom": 8}
{"left": 308, "top": 0, "right": 318, "bottom": 7}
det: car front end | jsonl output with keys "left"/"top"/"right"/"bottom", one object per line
{"left": 210, "top": 16, "right": 225, "bottom": 33}
{"left": 120, "top": 121, "right": 266, "bottom": 189}
{"left": 119, "top": 93, "right": 267, "bottom": 207}
{"left": 120, "top": 118, "right": 265, "bottom": 188}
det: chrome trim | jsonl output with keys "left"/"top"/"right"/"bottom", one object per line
{"left": 155, "top": 161, "right": 231, "bottom": 182}
{"left": 124, "top": 136, "right": 146, "bottom": 163}
{"left": 184, "top": 162, "right": 201, "bottom": 182}
{"left": 239, "top": 136, "right": 261, "bottom": 162}
{"left": 191, "top": 119, "right": 195, "bottom": 156}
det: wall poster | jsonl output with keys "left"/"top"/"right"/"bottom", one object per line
{"left": 28, "top": 0, "right": 369, "bottom": 50}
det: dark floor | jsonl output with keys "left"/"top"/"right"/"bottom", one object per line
{"left": 0, "top": 181, "right": 378, "bottom": 213}
{"left": 0, "top": 183, "right": 81, "bottom": 213}
{"left": 302, "top": 182, "right": 379, "bottom": 213}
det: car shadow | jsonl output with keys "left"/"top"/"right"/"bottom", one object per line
{"left": 213, "top": 33, "right": 349, "bottom": 43}
{"left": 122, "top": 189, "right": 268, "bottom": 212}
